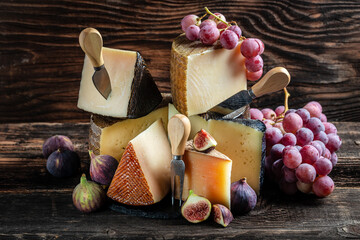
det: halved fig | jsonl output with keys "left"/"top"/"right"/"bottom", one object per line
{"left": 193, "top": 129, "right": 217, "bottom": 152}
{"left": 213, "top": 204, "right": 234, "bottom": 227}
{"left": 181, "top": 190, "right": 211, "bottom": 223}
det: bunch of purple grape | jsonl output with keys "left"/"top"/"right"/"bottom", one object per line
{"left": 250, "top": 101, "right": 342, "bottom": 197}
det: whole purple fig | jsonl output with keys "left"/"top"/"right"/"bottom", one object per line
{"left": 231, "top": 177, "right": 257, "bottom": 215}
{"left": 89, "top": 150, "right": 118, "bottom": 185}
{"left": 46, "top": 149, "right": 80, "bottom": 178}
{"left": 72, "top": 174, "right": 106, "bottom": 213}
{"left": 43, "top": 135, "right": 74, "bottom": 158}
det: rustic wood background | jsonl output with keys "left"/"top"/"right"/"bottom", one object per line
{"left": 1, "top": 0, "right": 359, "bottom": 123}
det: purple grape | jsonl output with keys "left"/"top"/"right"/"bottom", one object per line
{"left": 297, "top": 181, "right": 312, "bottom": 194}
{"left": 281, "top": 133, "right": 297, "bottom": 146}
{"left": 308, "top": 141, "right": 323, "bottom": 156}
{"left": 272, "top": 159, "right": 284, "bottom": 181}
{"left": 265, "top": 127, "right": 283, "bottom": 147}
{"left": 228, "top": 25, "right": 242, "bottom": 38}
{"left": 300, "top": 145, "right": 319, "bottom": 165}
{"left": 246, "top": 68, "right": 263, "bottom": 81}
{"left": 314, "top": 140, "right": 326, "bottom": 155}
{"left": 181, "top": 14, "right": 198, "bottom": 32}
{"left": 326, "top": 133, "right": 342, "bottom": 152}
{"left": 314, "top": 131, "right": 329, "bottom": 145}
{"left": 254, "top": 38, "right": 265, "bottom": 55}
{"left": 270, "top": 143, "right": 285, "bottom": 160}
{"left": 199, "top": 24, "right": 220, "bottom": 45}
{"left": 323, "top": 148, "right": 331, "bottom": 159}
{"left": 320, "top": 113, "right": 327, "bottom": 122}
{"left": 208, "top": 12, "right": 226, "bottom": 23}
{"left": 312, "top": 176, "right": 334, "bottom": 197}
{"left": 261, "top": 108, "right": 276, "bottom": 121}
{"left": 220, "top": 30, "right": 239, "bottom": 49}
{"left": 296, "top": 163, "right": 316, "bottom": 183}
{"left": 296, "top": 127, "right": 314, "bottom": 146}
{"left": 296, "top": 108, "right": 310, "bottom": 124}
{"left": 245, "top": 55, "right": 263, "bottom": 72}
{"left": 275, "top": 105, "right": 285, "bottom": 116}
{"left": 282, "top": 166, "right": 297, "bottom": 183}
{"left": 282, "top": 146, "right": 302, "bottom": 169}
{"left": 313, "top": 157, "right": 333, "bottom": 176}
{"left": 185, "top": 25, "right": 200, "bottom": 41}
{"left": 285, "top": 109, "right": 296, "bottom": 115}
{"left": 304, "top": 101, "right": 322, "bottom": 118}
{"left": 250, "top": 108, "right": 263, "bottom": 120}
{"left": 263, "top": 119, "right": 274, "bottom": 129}
{"left": 324, "top": 122, "right": 337, "bottom": 134}
{"left": 200, "top": 19, "right": 216, "bottom": 29}
{"left": 217, "top": 22, "right": 228, "bottom": 29}
{"left": 240, "top": 38, "right": 261, "bottom": 58}
{"left": 305, "top": 117, "right": 325, "bottom": 135}
{"left": 330, "top": 152, "right": 338, "bottom": 167}
{"left": 283, "top": 113, "right": 303, "bottom": 134}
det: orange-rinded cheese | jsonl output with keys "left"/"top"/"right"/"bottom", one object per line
{"left": 170, "top": 34, "right": 247, "bottom": 116}
{"left": 177, "top": 141, "right": 232, "bottom": 209}
{"left": 107, "top": 119, "right": 171, "bottom": 205}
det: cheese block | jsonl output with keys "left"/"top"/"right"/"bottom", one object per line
{"left": 170, "top": 34, "right": 247, "bottom": 116}
{"left": 107, "top": 119, "right": 171, "bottom": 205}
{"left": 89, "top": 106, "right": 168, "bottom": 161}
{"left": 177, "top": 141, "right": 232, "bottom": 209}
{"left": 78, "top": 47, "right": 162, "bottom": 118}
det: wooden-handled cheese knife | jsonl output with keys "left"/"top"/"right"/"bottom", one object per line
{"left": 168, "top": 114, "right": 191, "bottom": 207}
{"left": 79, "top": 27, "right": 112, "bottom": 99}
{"left": 221, "top": 67, "right": 291, "bottom": 119}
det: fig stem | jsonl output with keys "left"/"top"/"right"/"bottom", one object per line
{"left": 80, "top": 173, "right": 88, "bottom": 186}
{"left": 204, "top": 7, "right": 230, "bottom": 26}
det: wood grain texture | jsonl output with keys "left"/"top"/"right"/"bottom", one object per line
{"left": 0, "top": 122, "right": 359, "bottom": 239}
{"left": 0, "top": 0, "right": 359, "bottom": 123}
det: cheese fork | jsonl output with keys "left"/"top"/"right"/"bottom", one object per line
{"left": 168, "top": 114, "right": 191, "bottom": 207}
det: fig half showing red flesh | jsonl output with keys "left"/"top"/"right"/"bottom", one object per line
{"left": 193, "top": 129, "right": 217, "bottom": 152}
{"left": 213, "top": 204, "right": 233, "bottom": 227}
{"left": 181, "top": 190, "right": 212, "bottom": 223}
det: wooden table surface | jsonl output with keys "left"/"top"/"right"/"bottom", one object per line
{"left": 0, "top": 121, "right": 359, "bottom": 239}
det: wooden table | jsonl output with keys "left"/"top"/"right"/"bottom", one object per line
{"left": 0, "top": 121, "right": 359, "bottom": 239}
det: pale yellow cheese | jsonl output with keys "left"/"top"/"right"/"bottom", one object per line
{"left": 107, "top": 119, "right": 171, "bottom": 205}
{"left": 170, "top": 34, "right": 247, "bottom": 116}
{"left": 90, "top": 106, "right": 168, "bottom": 161}
{"left": 178, "top": 141, "right": 232, "bottom": 209}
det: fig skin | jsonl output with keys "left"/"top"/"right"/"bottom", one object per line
{"left": 193, "top": 129, "right": 217, "bottom": 153}
{"left": 231, "top": 177, "right": 257, "bottom": 215}
{"left": 89, "top": 150, "right": 118, "bottom": 186}
{"left": 212, "top": 204, "right": 233, "bottom": 227}
{"left": 181, "top": 190, "right": 212, "bottom": 223}
{"left": 43, "top": 135, "right": 74, "bottom": 158}
{"left": 46, "top": 149, "right": 80, "bottom": 178}
{"left": 72, "top": 174, "right": 106, "bottom": 213}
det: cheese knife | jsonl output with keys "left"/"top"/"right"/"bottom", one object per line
{"left": 168, "top": 114, "right": 191, "bottom": 207}
{"left": 221, "top": 67, "right": 291, "bottom": 119}
{"left": 79, "top": 27, "right": 112, "bottom": 99}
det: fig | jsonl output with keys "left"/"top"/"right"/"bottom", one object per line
{"left": 181, "top": 190, "right": 211, "bottom": 223}
{"left": 89, "top": 150, "right": 118, "bottom": 185}
{"left": 43, "top": 135, "right": 75, "bottom": 158}
{"left": 46, "top": 149, "right": 80, "bottom": 178}
{"left": 72, "top": 174, "right": 106, "bottom": 213}
{"left": 231, "top": 177, "right": 257, "bottom": 215}
{"left": 212, "top": 204, "right": 233, "bottom": 227}
{"left": 193, "top": 129, "right": 217, "bottom": 152}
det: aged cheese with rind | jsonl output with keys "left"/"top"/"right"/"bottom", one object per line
{"left": 89, "top": 106, "right": 168, "bottom": 161}
{"left": 177, "top": 141, "right": 232, "bottom": 209}
{"left": 78, "top": 47, "right": 162, "bottom": 118}
{"left": 170, "top": 34, "right": 247, "bottom": 116}
{"left": 107, "top": 119, "right": 171, "bottom": 205}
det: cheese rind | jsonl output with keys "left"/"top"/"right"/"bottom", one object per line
{"left": 78, "top": 48, "right": 162, "bottom": 118}
{"left": 107, "top": 119, "right": 171, "bottom": 205}
{"left": 170, "top": 34, "right": 247, "bottom": 116}
{"left": 89, "top": 106, "right": 168, "bottom": 161}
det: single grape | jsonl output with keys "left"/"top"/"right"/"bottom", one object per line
{"left": 305, "top": 117, "right": 325, "bottom": 135}
{"left": 217, "top": 22, "right": 228, "bottom": 29}
{"left": 220, "top": 30, "right": 239, "bottom": 49}
{"left": 274, "top": 122, "right": 285, "bottom": 134}
{"left": 281, "top": 133, "right": 297, "bottom": 146}
{"left": 261, "top": 108, "right": 276, "bottom": 121}
{"left": 314, "top": 140, "right": 326, "bottom": 155}
{"left": 313, "top": 157, "right": 333, "bottom": 176}
{"left": 296, "top": 127, "right": 314, "bottom": 146}
{"left": 296, "top": 163, "right": 316, "bottom": 183}
{"left": 295, "top": 108, "right": 310, "bottom": 124}
{"left": 304, "top": 102, "right": 322, "bottom": 118}
{"left": 228, "top": 25, "right": 242, "bottom": 38}
{"left": 263, "top": 119, "right": 274, "bottom": 129}
{"left": 275, "top": 106, "right": 285, "bottom": 117}
{"left": 272, "top": 159, "right": 284, "bottom": 181}
{"left": 181, "top": 14, "right": 198, "bottom": 32}
{"left": 246, "top": 68, "right": 263, "bottom": 81}
{"left": 283, "top": 113, "right": 303, "bottom": 134}
{"left": 326, "top": 133, "right": 342, "bottom": 152}
{"left": 322, "top": 148, "right": 331, "bottom": 159}
{"left": 245, "top": 55, "right": 263, "bottom": 72}
{"left": 185, "top": 25, "right": 200, "bottom": 41}
{"left": 314, "top": 131, "right": 329, "bottom": 145}
{"left": 279, "top": 178, "right": 298, "bottom": 195}
{"left": 250, "top": 108, "right": 263, "bottom": 120}
{"left": 308, "top": 141, "right": 323, "bottom": 156}
{"left": 199, "top": 19, "right": 216, "bottom": 29}
{"left": 320, "top": 113, "right": 327, "bottom": 122}
{"left": 312, "top": 176, "right": 334, "bottom": 197}
{"left": 265, "top": 127, "right": 283, "bottom": 147}
{"left": 208, "top": 13, "right": 226, "bottom": 23}
{"left": 324, "top": 122, "right": 337, "bottom": 134}
{"left": 330, "top": 152, "right": 338, "bottom": 167}
{"left": 296, "top": 181, "right": 313, "bottom": 194}
{"left": 282, "top": 146, "right": 302, "bottom": 169}
{"left": 270, "top": 143, "right": 285, "bottom": 160}
{"left": 285, "top": 109, "right": 297, "bottom": 116}
{"left": 240, "top": 38, "right": 261, "bottom": 58}
{"left": 254, "top": 38, "right": 265, "bottom": 55}
{"left": 300, "top": 145, "right": 319, "bottom": 165}
{"left": 199, "top": 25, "right": 220, "bottom": 45}
{"left": 307, "top": 101, "right": 323, "bottom": 112}
{"left": 282, "top": 165, "right": 297, "bottom": 183}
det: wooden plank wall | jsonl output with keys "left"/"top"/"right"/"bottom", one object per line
{"left": 0, "top": 0, "right": 359, "bottom": 123}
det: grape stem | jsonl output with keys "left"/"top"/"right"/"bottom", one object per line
{"left": 284, "top": 87, "right": 290, "bottom": 113}
{"left": 204, "top": 7, "right": 230, "bottom": 26}
{"left": 196, "top": 13, "right": 208, "bottom": 25}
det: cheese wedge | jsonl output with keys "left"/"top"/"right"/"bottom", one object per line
{"left": 177, "top": 141, "right": 232, "bottom": 209}
{"left": 170, "top": 34, "right": 247, "bottom": 116}
{"left": 78, "top": 47, "right": 162, "bottom": 118}
{"left": 107, "top": 119, "right": 171, "bottom": 205}
{"left": 89, "top": 106, "right": 168, "bottom": 161}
